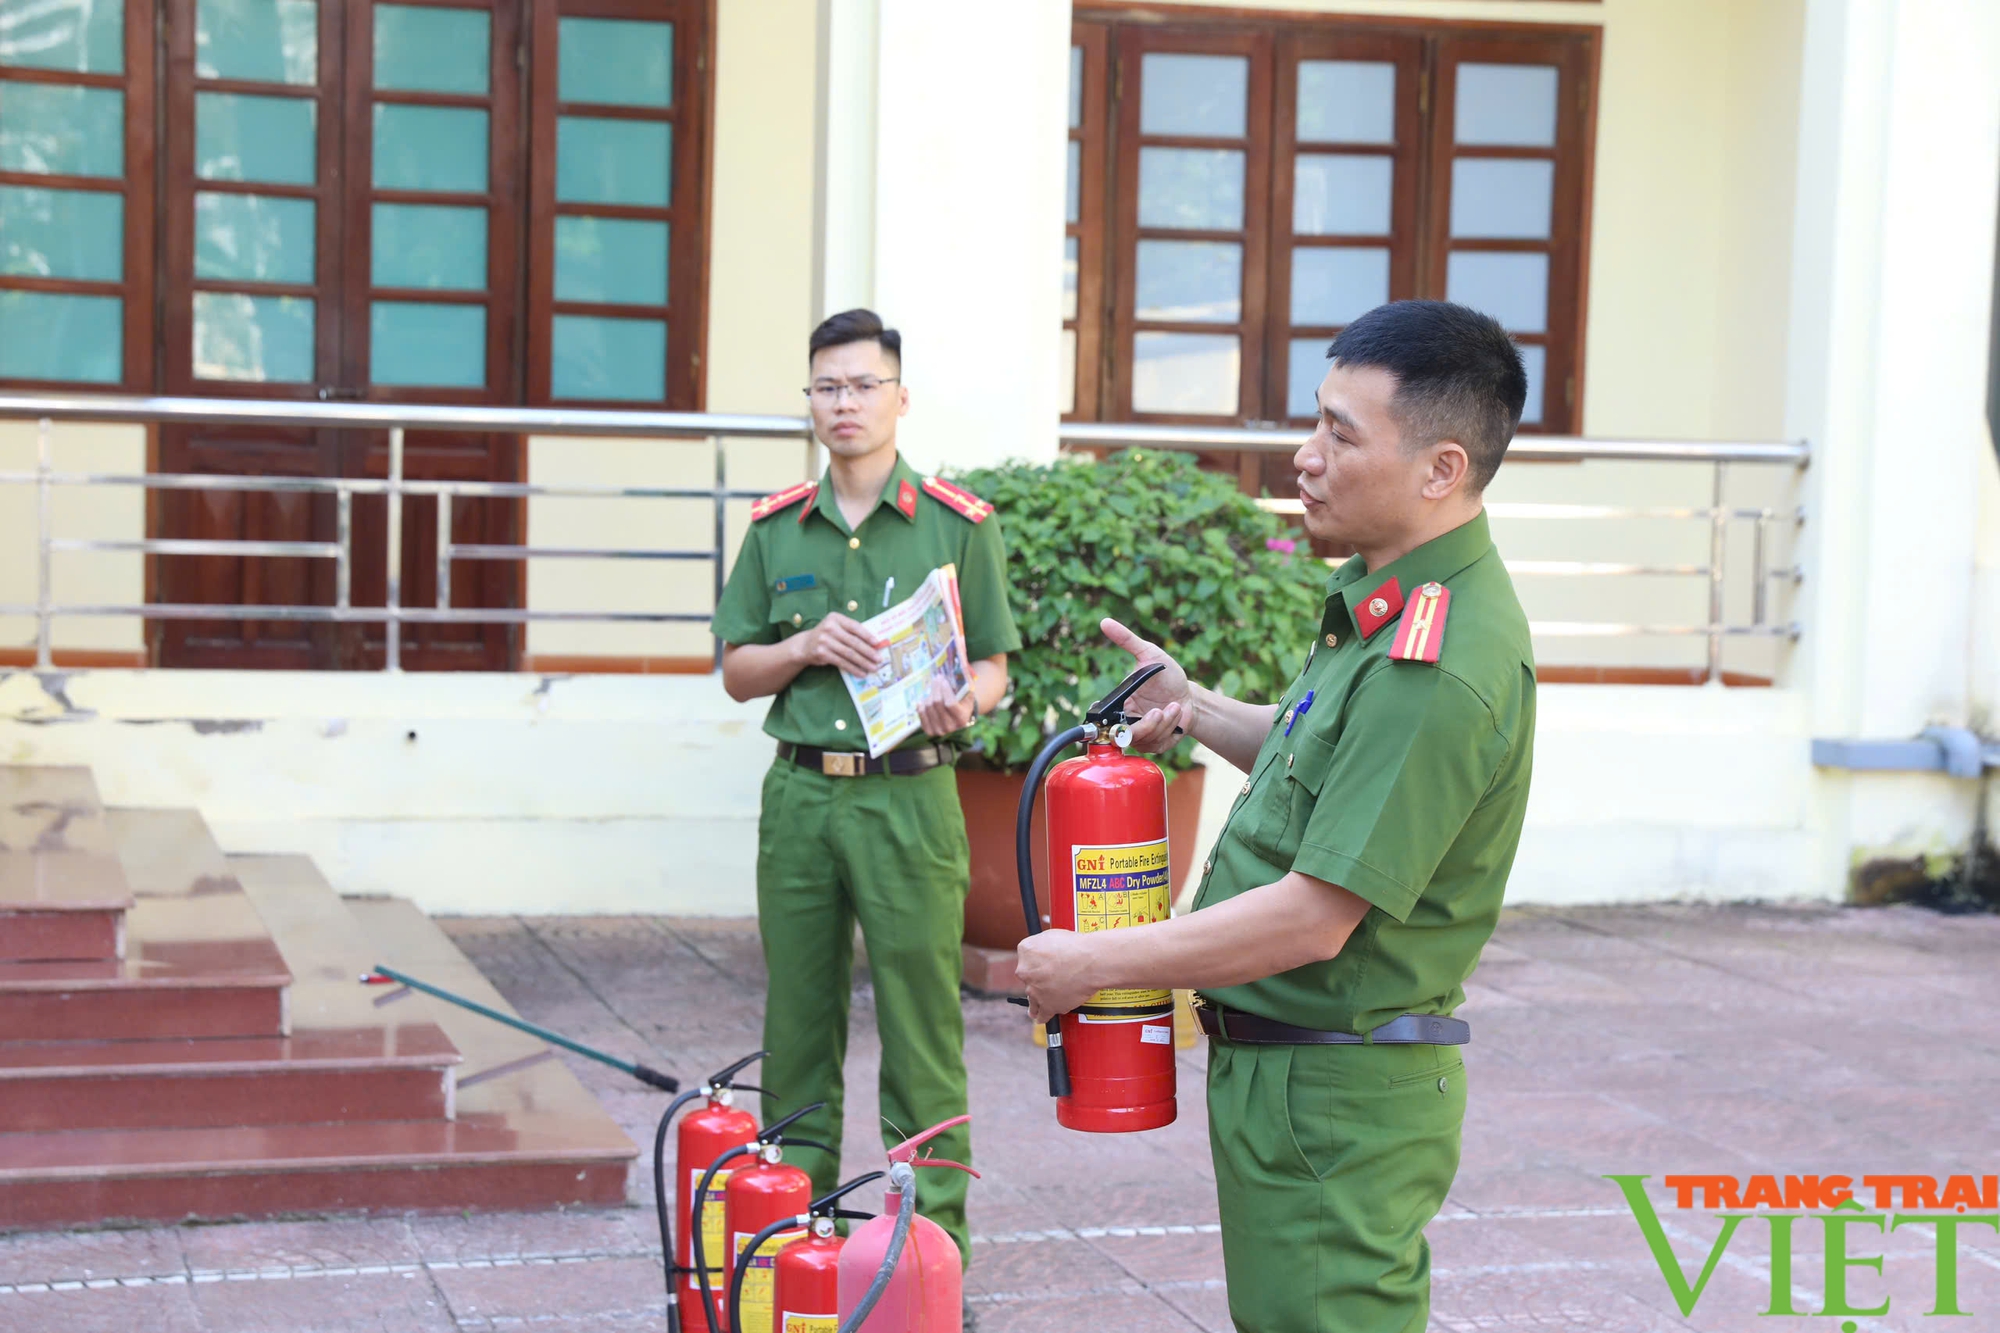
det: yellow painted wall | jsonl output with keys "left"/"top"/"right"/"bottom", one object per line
{"left": 0, "top": 421, "right": 146, "bottom": 655}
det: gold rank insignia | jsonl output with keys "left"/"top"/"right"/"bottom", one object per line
{"left": 921, "top": 476, "right": 994, "bottom": 523}
{"left": 750, "top": 480, "right": 815, "bottom": 522}
{"left": 1388, "top": 581, "right": 1451, "bottom": 663}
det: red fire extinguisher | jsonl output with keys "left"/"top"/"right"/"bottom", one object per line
{"left": 692, "top": 1102, "right": 830, "bottom": 1333}
{"left": 655, "top": 1052, "right": 769, "bottom": 1333}
{"left": 727, "top": 1173, "right": 882, "bottom": 1333}
{"left": 837, "top": 1115, "right": 980, "bottom": 1331}
{"left": 1015, "top": 665, "right": 1178, "bottom": 1132}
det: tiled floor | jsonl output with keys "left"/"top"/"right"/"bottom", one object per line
{"left": 3, "top": 901, "right": 1998, "bottom": 1331}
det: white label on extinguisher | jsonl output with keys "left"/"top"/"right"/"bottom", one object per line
{"left": 689, "top": 1168, "right": 730, "bottom": 1274}
{"left": 1071, "top": 837, "right": 1172, "bottom": 1011}
{"left": 733, "top": 1228, "right": 805, "bottom": 1333}
{"left": 781, "top": 1314, "right": 837, "bottom": 1333}
{"left": 1141, "top": 1024, "right": 1173, "bottom": 1045}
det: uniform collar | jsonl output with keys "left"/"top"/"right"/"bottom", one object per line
{"left": 1327, "top": 510, "right": 1495, "bottom": 639}
{"left": 806, "top": 452, "right": 925, "bottom": 532}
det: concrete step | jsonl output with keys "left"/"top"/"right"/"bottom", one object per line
{"left": 0, "top": 767, "right": 131, "bottom": 963}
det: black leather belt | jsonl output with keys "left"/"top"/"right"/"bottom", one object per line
{"left": 1196, "top": 1003, "right": 1469, "bottom": 1046}
{"left": 777, "top": 741, "right": 954, "bottom": 778}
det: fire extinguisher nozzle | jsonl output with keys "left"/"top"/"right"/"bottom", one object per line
{"left": 1046, "top": 1043, "right": 1072, "bottom": 1098}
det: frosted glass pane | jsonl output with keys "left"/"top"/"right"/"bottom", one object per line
{"left": 1446, "top": 251, "right": 1549, "bottom": 333}
{"left": 1297, "top": 61, "right": 1394, "bottom": 145}
{"left": 1062, "top": 235, "right": 1077, "bottom": 321}
{"left": 1293, "top": 154, "right": 1392, "bottom": 236}
{"left": 1288, "top": 338, "right": 1329, "bottom": 419}
{"left": 192, "top": 291, "right": 313, "bottom": 381}
{"left": 376, "top": 4, "right": 488, "bottom": 94}
{"left": 1290, "top": 247, "right": 1387, "bottom": 326}
{"left": 1456, "top": 63, "right": 1558, "bottom": 148}
{"left": 1065, "top": 139, "right": 1079, "bottom": 224}
{"left": 373, "top": 203, "right": 484, "bottom": 290}
{"left": 552, "top": 314, "right": 666, "bottom": 401}
{"left": 196, "top": 91, "right": 314, "bottom": 183}
{"left": 1135, "top": 240, "right": 1240, "bottom": 323}
{"left": 0, "top": 81, "right": 123, "bottom": 176}
{"left": 0, "top": 0, "right": 125, "bottom": 72}
{"left": 557, "top": 116, "right": 670, "bottom": 206}
{"left": 0, "top": 186, "right": 122, "bottom": 280}
{"left": 373, "top": 104, "right": 487, "bottom": 191}
{"left": 1137, "top": 148, "right": 1242, "bottom": 230}
{"left": 1068, "top": 45, "right": 1082, "bottom": 129}
{"left": 1518, "top": 343, "right": 1545, "bottom": 426}
{"left": 1059, "top": 327, "right": 1075, "bottom": 416}
{"left": 1132, "top": 332, "right": 1237, "bottom": 415}
{"left": 555, "top": 215, "right": 667, "bottom": 305}
{"left": 559, "top": 17, "right": 670, "bottom": 107}
{"left": 0, "top": 291, "right": 119, "bottom": 380}
{"left": 195, "top": 192, "right": 314, "bottom": 282}
{"left": 196, "top": 0, "right": 315, "bottom": 84}
{"left": 1451, "top": 158, "right": 1553, "bottom": 240}
{"left": 371, "top": 301, "right": 485, "bottom": 386}
{"left": 1140, "top": 53, "right": 1246, "bottom": 137}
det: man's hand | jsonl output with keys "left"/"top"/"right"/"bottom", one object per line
{"left": 1100, "top": 618, "right": 1195, "bottom": 752}
{"left": 1016, "top": 928, "right": 1100, "bottom": 1024}
{"left": 915, "top": 673, "right": 974, "bottom": 736}
{"left": 795, "top": 612, "right": 886, "bottom": 677}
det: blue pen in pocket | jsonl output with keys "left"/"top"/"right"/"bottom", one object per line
{"left": 1285, "top": 689, "right": 1316, "bottom": 737}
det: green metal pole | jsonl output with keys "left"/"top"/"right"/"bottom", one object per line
{"left": 367, "top": 964, "right": 680, "bottom": 1091}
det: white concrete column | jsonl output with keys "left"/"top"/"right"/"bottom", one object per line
{"left": 1787, "top": 0, "right": 2000, "bottom": 874}
{"left": 812, "top": 0, "right": 1071, "bottom": 475}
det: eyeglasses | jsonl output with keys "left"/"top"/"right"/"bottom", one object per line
{"left": 804, "top": 377, "right": 899, "bottom": 404}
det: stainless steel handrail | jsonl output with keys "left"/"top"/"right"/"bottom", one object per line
{"left": 0, "top": 393, "right": 1807, "bottom": 683}
{"left": 1059, "top": 420, "right": 1809, "bottom": 682}
{"left": 0, "top": 393, "right": 813, "bottom": 671}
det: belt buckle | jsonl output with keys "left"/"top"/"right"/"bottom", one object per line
{"left": 821, "top": 752, "right": 862, "bottom": 777}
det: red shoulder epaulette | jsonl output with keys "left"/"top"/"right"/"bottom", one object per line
{"left": 921, "top": 476, "right": 993, "bottom": 523}
{"left": 1388, "top": 581, "right": 1451, "bottom": 664}
{"left": 750, "top": 480, "right": 815, "bottom": 522}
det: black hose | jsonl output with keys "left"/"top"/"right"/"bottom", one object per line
{"left": 691, "top": 1143, "right": 757, "bottom": 1333}
{"left": 651, "top": 1088, "right": 701, "bottom": 1333}
{"left": 726, "top": 1212, "right": 809, "bottom": 1333}
{"left": 1017, "top": 724, "right": 1089, "bottom": 1097}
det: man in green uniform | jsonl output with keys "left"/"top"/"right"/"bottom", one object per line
{"left": 711, "top": 309, "right": 1020, "bottom": 1263}
{"left": 1017, "top": 300, "right": 1536, "bottom": 1331}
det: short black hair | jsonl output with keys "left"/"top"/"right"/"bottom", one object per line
{"left": 809, "top": 308, "right": 901, "bottom": 368}
{"left": 1325, "top": 300, "right": 1528, "bottom": 492}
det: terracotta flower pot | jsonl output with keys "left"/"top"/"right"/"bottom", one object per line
{"left": 957, "top": 762, "right": 1208, "bottom": 950}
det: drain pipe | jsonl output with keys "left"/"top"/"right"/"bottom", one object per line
{"left": 1814, "top": 726, "right": 1999, "bottom": 903}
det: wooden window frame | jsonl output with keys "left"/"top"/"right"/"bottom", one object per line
{"left": 0, "top": 0, "right": 157, "bottom": 392}
{"left": 524, "top": 0, "right": 712, "bottom": 410}
{"left": 1066, "top": 23, "right": 1110, "bottom": 420}
{"left": 1071, "top": 4, "right": 1600, "bottom": 437}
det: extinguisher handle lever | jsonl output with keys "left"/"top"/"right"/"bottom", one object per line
{"left": 886, "top": 1113, "right": 971, "bottom": 1163}
{"left": 908, "top": 1156, "right": 980, "bottom": 1178}
{"left": 1086, "top": 662, "right": 1167, "bottom": 726}
{"left": 755, "top": 1100, "right": 826, "bottom": 1143}
{"left": 704, "top": 1049, "right": 768, "bottom": 1091}
{"left": 808, "top": 1171, "right": 885, "bottom": 1216}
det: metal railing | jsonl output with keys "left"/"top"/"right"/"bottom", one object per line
{"left": 1060, "top": 422, "right": 1809, "bottom": 682}
{"left": 0, "top": 395, "right": 1807, "bottom": 683}
{"left": 0, "top": 394, "right": 811, "bottom": 670}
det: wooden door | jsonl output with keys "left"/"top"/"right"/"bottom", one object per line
{"left": 154, "top": 0, "right": 524, "bottom": 670}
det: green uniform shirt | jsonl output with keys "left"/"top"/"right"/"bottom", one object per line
{"left": 1192, "top": 510, "right": 1535, "bottom": 1034}
{"left": 710, "top": 452, "right": 1023, "bottom": 751}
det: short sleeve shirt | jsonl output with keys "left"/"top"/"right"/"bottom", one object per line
{"left": 709, "top": 453, "right": 1022, "bottom": 751}
{"left": 1191, "top": 511, "right": 1536, "bottom": 1034}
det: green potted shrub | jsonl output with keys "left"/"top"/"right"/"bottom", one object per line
{"left": 949, "top": 448, "right": 1330, "bottom": 949}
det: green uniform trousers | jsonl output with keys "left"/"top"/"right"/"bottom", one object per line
{"left": 754, "top": 758, "right": 973, "bottom": 1263}
{"left": 1208, "top": 1039, "right": 1466, "bottom": 1332}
